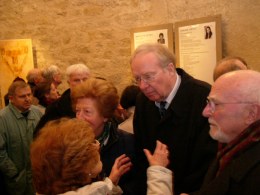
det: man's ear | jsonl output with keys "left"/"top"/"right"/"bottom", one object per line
{"left": 166, "top": 63, "right": 175, "bottom": 74}
{"left": 8, "top": 95, "right": 14, "bottom": 102}
{"left": 245, "top": 104, "right": 259, "bottom": 125}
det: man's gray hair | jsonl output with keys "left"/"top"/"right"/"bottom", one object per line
{"left": 66, "top": 64, "right": 90, "bottom": 79}
{"left": 42, "top": 65, "right": 61, "bottom": 81}
{"left": 130, "top": 43, "right": 176, "bottom": 68}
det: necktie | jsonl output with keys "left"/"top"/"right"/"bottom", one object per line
{"left": 159, "top": 101, "right": 167, "bottom": 118}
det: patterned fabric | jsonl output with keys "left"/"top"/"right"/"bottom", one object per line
{"left": 97, "top": 121, "right": 111, "bottom": 148}
{"left": 159, "top": 101, "right": 167, "bottom": 118}
{"left": 217, "top": 120, "right": 260, "bottom": 176}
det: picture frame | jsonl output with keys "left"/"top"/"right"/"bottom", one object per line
{"left": 0, "top": 39, "right": 34, "bottom": 108}
{"left": 131, "top": 23, "right": 174, "bottom": 53}
{"left": 175, "top": 15, "right": 222, "bottom": 84}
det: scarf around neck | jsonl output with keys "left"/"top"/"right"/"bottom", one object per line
{"left": 97, "top": 121, "right": 111, "bottom": 148}
{"left": 216, "top": 120, "right": 260, "bottom": 176}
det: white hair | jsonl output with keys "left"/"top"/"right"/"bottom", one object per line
{"left": 66, "top": 64, "right": 90, "bottom": 78}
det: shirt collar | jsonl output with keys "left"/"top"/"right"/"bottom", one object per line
{"left": 155, "top": 73, "right": 181, "bottom": 109}
{"left": 9, "top": 102, "right": 31, "bottom": 118}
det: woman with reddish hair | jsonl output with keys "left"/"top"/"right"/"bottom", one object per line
{"left": 30, "top": 118, "right": 132, "bottom": 195}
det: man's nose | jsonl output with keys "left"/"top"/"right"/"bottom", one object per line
{"left": 139, "top": 79, "right": 148, "bottom": 90}
{"left": 202, "top": 104, "right": 212, "bottom": 117}
{"left": 25, "top": 95, "right": 31, "bottom": 101}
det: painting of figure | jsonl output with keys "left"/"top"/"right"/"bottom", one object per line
{"left": 0, "top": 39, "right": 34, "bottom": 108}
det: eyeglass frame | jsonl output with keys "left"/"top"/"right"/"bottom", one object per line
{"left": 206, "top": 97, "right": 256, "bottom": 114}
{"left": 134, "top": 68, "right": 165, "bottom": 85}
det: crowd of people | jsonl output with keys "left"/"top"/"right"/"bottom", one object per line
{"left": 0, "top": 43, "right": 259, "bottom": 195}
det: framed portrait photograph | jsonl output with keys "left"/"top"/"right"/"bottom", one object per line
{"left": 131, "top": 23, "right": 174, "bottom": 53}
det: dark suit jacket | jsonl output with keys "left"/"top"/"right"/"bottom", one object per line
{"left": 133, "top": 68, "right": 217, "bottom": 194}
{"left": 191, "top": 141, "right": 260, "bottom": 195}
{"left": 101, "top": 124, "right": 136, "bottom": 195}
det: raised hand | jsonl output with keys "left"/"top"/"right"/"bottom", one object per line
{"left": 144, "top": 140, "right": 169, "bottom": 167}
{"left": 109, "top": 154, "right": 132, "bottom": 185}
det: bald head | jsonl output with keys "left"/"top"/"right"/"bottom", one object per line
{"left": 214, "top": 70, "right": 260, "bottom": 104}
{"left": 213, "top": 56, "right": 248, "bottom": 81}
{"left": 203, "top": 70, "right": 260, "bottom": 143}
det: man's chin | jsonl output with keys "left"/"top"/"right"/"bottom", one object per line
{"left": 23, "top": 105, "right": 31, "bottom": 111}
{"left": 209, "top": 128, "right": 217, "bottom": 139}
{"left": 145, "top": 93, "right": 160, "bottom": 102}
{"left": 209, "top": 128, "right": 229, "bottom": 143}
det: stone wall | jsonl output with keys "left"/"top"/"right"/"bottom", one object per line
{"left": 0, "top": 0, "right": 259, "bottom": 95}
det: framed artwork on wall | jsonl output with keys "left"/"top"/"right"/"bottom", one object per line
{"left": 0, "top": 39, "right": 34, "bottom": 108}
{"left": 175, "top": 15, "right": 222, "bottom": 84}
{"left": 131, "top": 23, "right": 174, "bottom": 53}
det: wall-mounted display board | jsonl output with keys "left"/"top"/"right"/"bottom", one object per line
{"left": 175, "top": 15, "right": 222, "bottom": 84}
{"left": 131, "top": 23, "right": 174, "bottom": 53}
{"left": 0, "top": 39, "right": 34, "bottom": 108}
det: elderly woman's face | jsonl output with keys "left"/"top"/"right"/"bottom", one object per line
{"left": 76, "top": 97, "right": 107, "bottom": 137}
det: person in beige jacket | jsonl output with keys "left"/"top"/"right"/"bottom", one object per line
{"left": 145, "top": 140, "right": 173, "bottom": 195}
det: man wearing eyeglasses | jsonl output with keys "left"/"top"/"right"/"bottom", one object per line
{"left": 130, "top": 43, "right": 217, "bottom": 195}
{"left": 181, "top": 70, "right": 260, "bottom": 195}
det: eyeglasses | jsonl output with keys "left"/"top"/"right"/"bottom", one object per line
{"left": 134, "top": 70, "right": 163, "bottom": 85}
{"left": 206, "top": 97, "right": 255, "bottom": 113}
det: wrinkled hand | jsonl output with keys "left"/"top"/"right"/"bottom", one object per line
{"left": 109, "top": 154, "right": 132, "bottom": 185}
{"left": 144, "top": 140, "right": 169, "bottom": 167}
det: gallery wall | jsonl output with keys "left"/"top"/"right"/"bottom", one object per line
{"left": 0, "top": 0, "right": 259, "bottom": 96}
